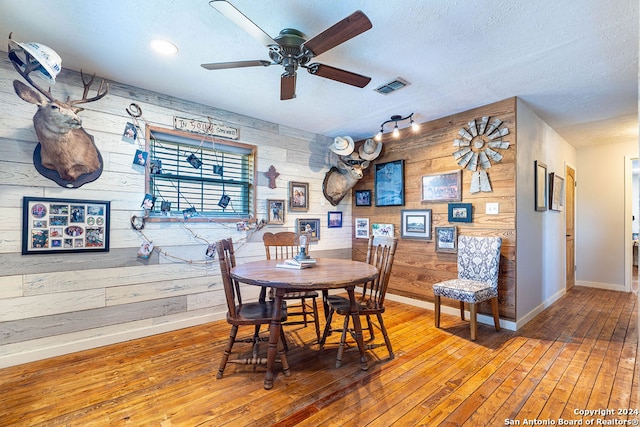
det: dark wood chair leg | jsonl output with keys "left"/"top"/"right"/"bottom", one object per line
{"left": 469, "top": 303, "right": 477, "bottom": 341}
{"left": 434, "top": 295, "right": 441, "bottom": 328}
{"left": 336, "top": 314, "right": 350, "bottom": 368}
{"left": 376, "top": 313, "right": 394, "bottom": 359}
{"left": 491, "top": 297, "right": 501, "bottom": 331}
{"left": 217, "top": 325, "right": 238, "bottom": 379}
{"left": 312, "top": 297, "right": 321, "bottom": 343}
{"left": 319, "top": 308, "right": 335, "bottom": 350}
{"left": 460, "top": 301, "right": 466, "bottom": 321}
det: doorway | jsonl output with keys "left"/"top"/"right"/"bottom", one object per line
{"left": 624, "top": 156, "right": 638, "bottom": 293}
{"left": 565, "top": 165, "right": 575, "bottom": 291}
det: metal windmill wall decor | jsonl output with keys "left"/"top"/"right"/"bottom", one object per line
{"left": 452, "top": 116, "right": 510, "bottom": 193}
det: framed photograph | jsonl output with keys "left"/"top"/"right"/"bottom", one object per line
{"left": 290, "top": 181, "right": 309, "bottom": 211}
{"left": 327, "top": 211, "right": 342, "bottom": 228}
{"left": 267, "top": 199, "right": 285, "bottom": 225}
{"left": 421, "top": 170, "right": 462, "bottom": 203}
{"left": 296, "top": 218, "right": 320, "bottom": 241}
{"left": 375, "top": 160, "right": 405, "bottom": 206}
{"left": 448, "top": 203, "right": 473, "bottom": 223}
{"left": 22, "top": 197, "right": 110, "bottom": 255}
{"left": 435, "top": 226, "right": 458, "bottom": 253}
{"left": 535, "top": 160, "right": 547, "bottom": 211}
{"left": 355, "top": 218, "right": 370, "bottom": 239}
{"left": 401, "top": 209, "right": 432, "bottom": 240}
{"left": 372, "top": 223, "right": 394, "bottom": 237}
{"left": 549, "top": 173, "right": 565, "bottom": 211}
{"left": 355, "top": 189, "right": 372, "bottom": 206}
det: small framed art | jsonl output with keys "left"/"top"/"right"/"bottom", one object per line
{"left": 355, "top": 218, "right": 370, "bottom": 239}
{"left": 22, "top": 196, "right": 110, "bottom": 255}
{"left": 355, "top": 189, "right": 372, "bottom": 206}
{"left": 375, "top": 160, "right": 404, "bottom": 207}
{"left": 328, "top": 211, "right": 342, "bottom": 228}
{"left": 290, "top": 181, "right": 309, "bottom": 211}
{"left": 421, "top": 170, "right": 462, "bottom": 203}
{"left": 448, "top": 203, "right": 473, "bottom": 223}
{"left": 267, "top": 199, "right": 285, "bottom": 225}
{"left": 372, "top": 223, "right": 394, "bottom": 237}
{"left": 400, "top": 209, "right": 432, "bottom": 240}
{"left": 535, "top": 160, "right": 547, "bottom": 211}
{"left": 549, "top": 172, "right": 564, "bottom": 211}
{"left": 296, "top": 218, "right": 320, "bottom": 241}
{"left": 435, "top": 226, "right": 458, "bottom": 253}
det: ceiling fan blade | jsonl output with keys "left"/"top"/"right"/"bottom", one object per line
{"left": 209, "top": 0, "right": 276, "bottom": 47}
{"left": 305, "top": 63, "right": 371, "bottom": 88}
{"left": 303, "top": 11, "right": 372, "bottom": 57}
{"left": 281, "top": 73, "right": 296, "bottom": 100}
{"left": 201, "top": 60, "right": 272, "bottom": 70}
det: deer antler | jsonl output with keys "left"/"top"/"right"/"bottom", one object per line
{"left": 7, "top": 32, "right": 55, "bottom": 102}
{"left": 69, "top": 70, "right": 109, "bottom": 105}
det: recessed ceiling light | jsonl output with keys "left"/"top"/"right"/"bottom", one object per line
{"left": 150, "top": 39, "right": 178, "bottom": 55}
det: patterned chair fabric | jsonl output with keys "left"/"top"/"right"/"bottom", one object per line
{"left": 432, "top": 236, "right": 502, "bottom": 303}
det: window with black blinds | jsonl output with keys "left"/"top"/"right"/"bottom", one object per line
{"left": 148, "top": 130, "right": 254, "bottom": 218}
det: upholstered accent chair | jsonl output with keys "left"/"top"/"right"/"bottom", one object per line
{"left": 432, "top": 235, "right": 502, "bottom": 341}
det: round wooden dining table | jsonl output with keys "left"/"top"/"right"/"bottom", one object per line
{"left": 231, "top": 257, "right": 378, "bottom": 390}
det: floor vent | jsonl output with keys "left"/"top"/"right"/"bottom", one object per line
{"left": 374, "top": 78, "right": 410, "bottom": 95}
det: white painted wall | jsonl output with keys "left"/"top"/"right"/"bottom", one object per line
{"left": 576, "top": 140, "right": 638, "bottom": 289}
{"left": 515, "top": 99, "right": 577, "bottom": 325}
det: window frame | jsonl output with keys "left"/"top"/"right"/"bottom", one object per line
{"left": 144, "top": 126, "right": 256, "bottom": 223}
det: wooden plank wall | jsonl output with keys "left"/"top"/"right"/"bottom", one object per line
{"left": 0, "top": 57, "right": 352, "bottom": 367}
{"left": 352, "top": 98, "right": 517, "bottom": 320}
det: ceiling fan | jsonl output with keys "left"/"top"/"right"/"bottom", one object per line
{"left": 201, "top": 0, "right": 373, "bottom": 100}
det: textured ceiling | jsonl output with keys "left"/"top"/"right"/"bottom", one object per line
{"left": 0, "top": 0, "right": 637, "bottom": 148}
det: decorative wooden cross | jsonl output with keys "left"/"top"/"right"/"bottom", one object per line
{"left": 265, "top": 165, "right": 280, "bottom": 189}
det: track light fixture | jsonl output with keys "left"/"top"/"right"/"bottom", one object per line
{"left": 374, "top": 113, "right": 419, "bottom": 141}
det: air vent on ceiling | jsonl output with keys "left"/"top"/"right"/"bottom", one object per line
{"left": 374, "top": 78, "right": 410, "bottom": 95}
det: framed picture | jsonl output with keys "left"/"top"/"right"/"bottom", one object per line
{"left": 401, "top": 209, "right": 432, "bottom": 240}
{"left": 355, "top": 189, "right": 371, "bottom": 206}
{"left": 327, "top": 211, "right": 343, "bottom": 228}
{"left": 375, "top": 160, "right": 405, "bottom": 206}
{"left": 448, "top": 203, "right": 473, "bottom": 223}
{"left": 267, "top": 199, "right": 285, "bottom": 224}
{"left": 549, "top": 173, "right": 565, "bottom": 211}
{"left": 290, "top": 181, "right": 309, "bottom": 211}
{"left": 372, "top": 223, "right": 394, "bottom": 237}
{"left": 435, "top": 226, "right": 458, "bottom": 253}
{"left": 296, "top": 218, "right": 320, "bottom": 241}
{"left": 355, "top": 217, "right": 370, "bottom": 239}
{"left": 22, "top": 196, "right": 110, "bottom": 255}
{"left": 535, "top": 160, "right": 547, "bottom": 211}
{"left": 421, "top": 170, "right": 462, "bottom": 203}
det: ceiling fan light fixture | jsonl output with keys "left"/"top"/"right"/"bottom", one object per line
{"left": 150, "top": 39, "right": 178, "bottom": 55}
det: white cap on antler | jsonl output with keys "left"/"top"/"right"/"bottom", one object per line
{"left": 330, "top": 136, "right": 355, "bottom": 156}
{"left": 8, "top": 38, "right": 62, "bottom": 83}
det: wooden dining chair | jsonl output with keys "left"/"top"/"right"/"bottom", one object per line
{"left": 432, "top": 235, "right": 502, "bottom": 341}
{"left": 263, "top": 231, "right": 321, "bottom": 343}
{"left": 319, "top": 235, "right": 398, "bottom": 367}
{"left": 215, "top": 238, "right": 289, "bottom": 379}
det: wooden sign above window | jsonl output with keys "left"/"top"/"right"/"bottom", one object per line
{"left": 173, "top": 116, "right": 239, "bottom": 140}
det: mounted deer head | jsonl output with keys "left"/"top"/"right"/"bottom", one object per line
{"left": 8, "top": 33, "right": 109, "bottom": 187}
{"left": 322, "top": 153, "right": 367, "bottom": 206}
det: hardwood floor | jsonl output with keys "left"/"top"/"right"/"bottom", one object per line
{"left": 0, "top": 286, "right": 637, "bottom": 426}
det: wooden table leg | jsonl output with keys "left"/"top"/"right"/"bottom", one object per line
{"left": 346, "top": 286, "right": 369, "bottom": 371}
{"left": 264, "top": 288, "right": 289, "bottom": 390}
